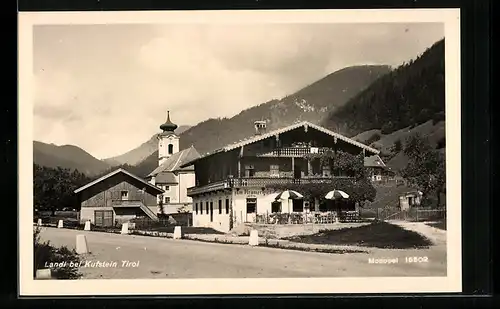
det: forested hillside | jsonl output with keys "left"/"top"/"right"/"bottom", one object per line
{"left": 322, "top": 39, "right": 445, "bottom": 137}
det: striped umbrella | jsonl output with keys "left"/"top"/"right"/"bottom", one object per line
{"left": 275, "top": 190, "right": 304, "bottom": 200}
{"left": 324, "top": 190, "right": 349, "bottom": 200}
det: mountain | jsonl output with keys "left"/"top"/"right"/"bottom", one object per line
{"left": 33, "top": 141, "right": 111, "bottom": 176}
{"left": 322, "top": 39, "right": 445, "bottom": 137}
{"left": 178, "top": 65, "right": 391, "bottom": 156}
{"left": 103, "top": 125, "right": 191, "bottom": 166}
{"left": 133, "top": 65, "right": 391, "bottom": 175}
{"left": 329, "top": 39, "right": 446, "bottom": 172}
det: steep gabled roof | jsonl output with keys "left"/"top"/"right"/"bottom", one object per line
{"left": 154, "top": 171, "right": 178, "bottom": 184}
{"left": 364, "top": 154, "right": 387, "bottom": 168}
{"left": 148, "top": 145, "right": 200, "bottom": 177}
{"left": 180, "top": 121, "right": 379, "bottom": 167}
{"left": 74, "top": 168, "right": 164, "bottom": 194}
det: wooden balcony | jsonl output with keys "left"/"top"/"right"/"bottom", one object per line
{"left": 258, "top": 147, "right": 330, "bottom": 157}
{"left": 187, "top": 176, "right": 354, "bottom": 196}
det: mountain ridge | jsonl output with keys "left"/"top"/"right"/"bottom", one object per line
{"left": 130, "top": 65, "right": 391, "bottom": 176}
{"left": 103, "top": 125, "right": 191, "bottom": 166}
{"left": 33, "top": 141, "right": 111, "bottom": 176}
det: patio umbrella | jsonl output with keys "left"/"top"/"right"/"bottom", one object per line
{"left": 324, "top": 190, "right": 349, "bottom": 200}
{"left": 275, "top": 190, "right": 304, "bottom": 200}
{"left": 275, "top": 190, "right": 304, "bottom": 215}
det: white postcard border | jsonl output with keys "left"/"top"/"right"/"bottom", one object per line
{"left": 18, "top": 8, "right": 461, "bottom": 296}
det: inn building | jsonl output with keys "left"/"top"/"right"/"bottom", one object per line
{"left": 180, "top": 120, "right": 379, "bottom": 232}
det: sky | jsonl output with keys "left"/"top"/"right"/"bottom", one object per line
{"left": 33, "top": 22, "right": 444, "bottom": 159}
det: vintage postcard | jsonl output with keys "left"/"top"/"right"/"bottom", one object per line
{"left": 18, "top": 9, "right": 461, "bottom": 295}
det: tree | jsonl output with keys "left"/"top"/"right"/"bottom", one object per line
{"left": 400, "top": 134, "right": 446, "bottom": 207}
{"left": 157, "top": 194, "right": 165, "bottom": 217}
{"left": 34, "top": 164, "right": 91, "bottom": 214}
{"left": 177, "top": 205, "right": 190, "bottom": 213}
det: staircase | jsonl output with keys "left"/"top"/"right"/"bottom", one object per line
{"left": 139, "top": 203, "right": 159, "bottom": 221}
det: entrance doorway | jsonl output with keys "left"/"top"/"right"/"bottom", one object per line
{"left": 94, "top": 210, "right": 113, "bottom": 227}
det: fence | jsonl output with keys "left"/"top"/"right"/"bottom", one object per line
{"left": 34, "top": 210, "right": 80, "bottom": 223}
{"left": 359, "top": 207, "right": 446, "bottom": 222}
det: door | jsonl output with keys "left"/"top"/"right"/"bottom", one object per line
{"left": 210, "top": 202, "right": 213, "bottom": 222}
{"left": 94, "top": 210, "right": 113, "bottom": 227}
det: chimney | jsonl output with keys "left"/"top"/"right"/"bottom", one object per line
{"left": 254, "top": 120, "right": 267, "bottom": 135}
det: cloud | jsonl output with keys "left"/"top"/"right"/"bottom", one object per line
{"left": 32, "top": 22, "right": 444, "bottom": 158}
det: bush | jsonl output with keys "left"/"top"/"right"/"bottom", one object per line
{"left": 33, "top": 227, "right": 82, "bottom": 279}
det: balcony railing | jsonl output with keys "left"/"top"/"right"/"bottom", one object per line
{"left": 111, "top": 199, "right": 144, "bottom": 206}
{"left": 258, "top": 147, "right": 330, "bottom": 157}
{"left": 187, "top": 176, "right": 354, "bottom": 196}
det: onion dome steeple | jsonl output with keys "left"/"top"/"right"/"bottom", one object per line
{"left": 160, "top": 111, "right": 178, "bottom": 132}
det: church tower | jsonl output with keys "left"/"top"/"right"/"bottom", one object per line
{"left": 158, "top": 111, "right": 179, "bottom": 166}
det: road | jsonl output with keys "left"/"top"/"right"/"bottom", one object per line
{"left": 37, "top": 227, "right": 446, "bottom": 279}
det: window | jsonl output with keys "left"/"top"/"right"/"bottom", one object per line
{"left": 206, "top": 201, "right": 209, "bottom": 214}
{"left": 164, "top": 186, "right": 170, "bottom": 191}
{"left": 120, "top": 191, "right": 128, "bottom": 200}
{"left": 246, "top": 198, "right": 257, "bottom": 213}
{"left": 164, "top": 196, "right": 170, "bottom": 203}
{"left": 168, "top": 144, "right": 174, "bottom": 154}
{"left": 270, "top": 164, "right": 279, "bottom": 176}
{"left": 218, "top": 199, "right": 222, "bottom": 214}
{"left": 225, "top": 199, "right": 230, "bottom": 214}
{"left": 271, "top": 201, "right": 281, "bottom": 213}
{"left": 195, "top": 203, "right": 198, "bottom": 214}
{"left": 245, "top": 165, "right": 255, "bottom": 177}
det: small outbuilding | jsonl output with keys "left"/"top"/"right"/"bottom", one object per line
{"left": 399, "top": 190, "right": 423, "bottom": 210}
{"left": 74, "top": 168, "right": 164, "bottom": 227}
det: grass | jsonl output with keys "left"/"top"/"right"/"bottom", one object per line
{"left": 426, "top": 220, "right": 446, "bottom": 230}
{"left": 182, "top": 234, "right": 367, "bottom": 254}
{"left": 282, "top": 221, "right": 433, "bottom": 249}
{"left": 259, "top": 242, "right": 367, "bottom": 254}
{"left": 34, "top": 227, "right": 83, "bottom": 279}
